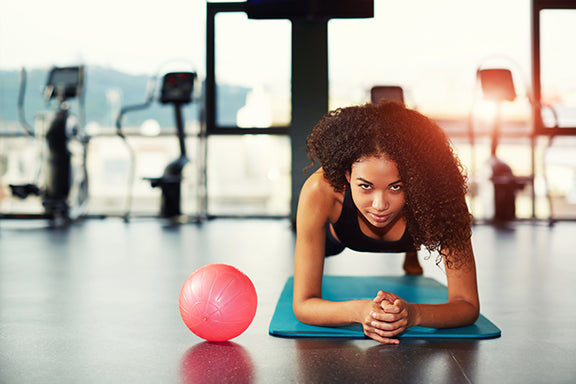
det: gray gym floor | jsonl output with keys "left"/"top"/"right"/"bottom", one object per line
{"left": 1, "top": 218, "right": 575, "bottom": 383}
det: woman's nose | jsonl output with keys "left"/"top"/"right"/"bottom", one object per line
{"left": 372, "top": 192, "right": 389, "bottom": 211}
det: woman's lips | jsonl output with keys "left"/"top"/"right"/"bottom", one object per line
{"left": 369, "top": 213, "right": 391, "bottom": 223}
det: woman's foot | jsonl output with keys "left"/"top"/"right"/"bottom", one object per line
{"left": 403, "top": 251, "right": 423, "bottom": 275}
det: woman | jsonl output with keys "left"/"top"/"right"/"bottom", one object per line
{"left": 293, "top": 100, "right": 479, "bottom": 344}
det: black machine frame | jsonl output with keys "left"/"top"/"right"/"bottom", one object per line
{"left": 530, "top": 0, "right": 576, "bottom": 221}
{"left": 205, "top": 1, "right": 373, "bottom": 221}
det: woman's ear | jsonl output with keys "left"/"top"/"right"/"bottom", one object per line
{"left": 345, "top": 171, "right": 351, "bottom": 184}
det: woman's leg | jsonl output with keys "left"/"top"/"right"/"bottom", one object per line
{"left": 403, "top": 251, "right": 423, "bottom": 275}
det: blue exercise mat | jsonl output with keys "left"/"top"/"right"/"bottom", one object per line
{"left": 269, "top": 275, "right": 501, "bottom": 339}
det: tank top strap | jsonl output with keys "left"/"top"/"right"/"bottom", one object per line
{"left": 331, "top": 187, "right": 417, "bottom": 253}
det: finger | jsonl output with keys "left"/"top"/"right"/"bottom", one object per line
{"left": 373, "top": 335, "right": 400, "bottom": 345}
{"left": 370, "top": 312, "right": 410, "bottom": 332}
{"left": 367, "top": 327, "right": 401, "bottom": 344}
{"left": 373, "top": 290, "right": 386, "bottom": 303}
{"left": 373, "top": 290, "right": 396, "bottom": 304}
{"left": 365, "top": 328, "right": 400, "bottom": 344}
{"left": 376, "top": 291, "right": 398, "bottom": 303}
{"left": 381, "top": 301, "right": 401, "bottom": 313}
{"left": 370, "top": 318, "right": 405, "bottom": 333}
{"left": 371, "top": 311, "right": 397, "bottom": 324}
{"left": 363, "top": 316, "right": 404, "bottom": 341}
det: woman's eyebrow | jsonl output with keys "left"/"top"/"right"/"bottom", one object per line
{"left": 355, "top": 178, "right": 402, "bottom": 186}
{"left": 356, "top": 177, "right": 373, "bottom": 185}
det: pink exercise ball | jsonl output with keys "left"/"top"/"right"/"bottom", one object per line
{"left": 179, "top": 264, "right": 257, "bottom": 342}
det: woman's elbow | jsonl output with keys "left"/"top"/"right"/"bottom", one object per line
{"left": 293, "top": 300, "right": 308, "bottom": 324}
{"left": 462, "top": 301, "right": 480, "bottom": 326}
{"left": 293, "top": 298, "right": 318, "bottom": 325}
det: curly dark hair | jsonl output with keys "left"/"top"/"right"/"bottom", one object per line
{"left": 305, "top": 100, "right": 472, "bottom": 267}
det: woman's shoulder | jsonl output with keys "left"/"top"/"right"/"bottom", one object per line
{"left": 299, "top": 169, "right": 344, "bottom": 221}
{"left": 302, "top": 169, "right": 341, "bottom": 197}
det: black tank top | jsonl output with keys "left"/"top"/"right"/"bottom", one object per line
{"left": 331, "top": 188, "right": 417, "bottom": 253}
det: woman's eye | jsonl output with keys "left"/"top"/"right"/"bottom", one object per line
{"left": 359, "top": 184, "right": 372, "bottom": 190}
{"left": 390, "top": 184, "right": 402, "bottom": 192}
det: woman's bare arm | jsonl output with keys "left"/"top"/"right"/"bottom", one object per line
{"left": 293, "top": 171, "right": 479, "bottom": 342}
{"left": 292, "top": 172, "right": 394, "bottom": 341}
{"left": 370, "top": 242, "right": 479, "bottom": 339}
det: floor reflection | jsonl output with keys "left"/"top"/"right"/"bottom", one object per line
{"left": 295, "top": 339, "right": 480, "bottom": 384}
{"left": 180, "top": 341, "right": 254, "bottom": 384}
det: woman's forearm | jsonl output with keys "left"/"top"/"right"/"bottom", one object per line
{"left": 409, "top": 300, "right": 479, "bottom": 329}
{"left": 295, "top": 297, "right": 479, "bottom": 330}
{"left": 293, "top": 297, "right": 373, "bottom": 327}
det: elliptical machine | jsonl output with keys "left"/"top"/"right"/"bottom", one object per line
{"left": 9, "top": 66, "right": 89, "bottom": 225}
{"left": 470, "top": 67, "right": 533, "bottom": 223}
{"left": 115, "top": 71, "right": 198, "bottom": 221}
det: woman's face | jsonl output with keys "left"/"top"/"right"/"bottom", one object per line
{"left": 346, "top": 155, "right": 406, "bottom": 229}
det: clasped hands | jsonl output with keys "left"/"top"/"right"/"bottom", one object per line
{"left": 362, "top": 290, "right": 415, "bottom": 344}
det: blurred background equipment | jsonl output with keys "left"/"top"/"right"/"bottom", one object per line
{"left": 116, "top": 70, "right": 200, "bottom": 222}
{"left": 8, "top": 66, "right": 89, "bottom": 226}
